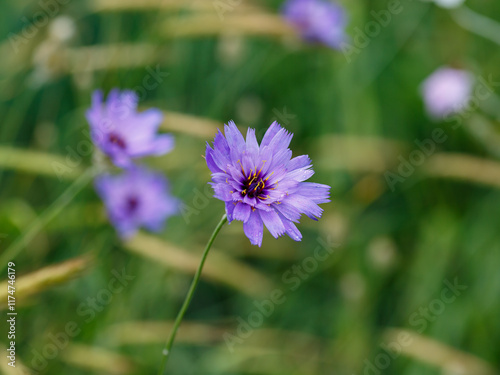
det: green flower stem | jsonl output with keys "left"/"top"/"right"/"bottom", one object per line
{"left": 158, "top": 213, "right": 228, "bottom": 375}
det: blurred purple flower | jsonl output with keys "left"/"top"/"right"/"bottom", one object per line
{"left": 205, "top": 121, "right": 330, "bottom": 247}
{"left": 421, "top": 67, "right": 474, "bottom": 119}
{"left": 95, "top": 167, "right": 179, "bottom": 238}
{"left": 282, "top": 0, "right": 347, "bottom": 49}
{"left": 86, "top": 89, "right": 174, "bottom": 168}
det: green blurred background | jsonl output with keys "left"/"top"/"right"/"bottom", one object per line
{"left": 1, "top": 0, "right": 500, "bottom": 374}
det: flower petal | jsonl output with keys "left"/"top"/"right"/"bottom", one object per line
{"left": 246, "top": 127, "right": 260, "bottom": 155}
{"left": 233, "top": 202, "right": 252, "bottom": 222}
{"left": 114, "top": 218, "right": 138, "bottom": 239}
{"left": 285, "top": 166, "right": 314, "bottom": 182}
{"left": 296, "top": 182, "right": 331, "bottom": 203}
{"left": 150, "top": 134, "right": 175, "bottom": 155}
{"left": 278, "top": 212, "right": 302, "bottom": 241}
{"left": 211, "top": 172, "right": 229, "bottom": 184}
{"left": 225, "top": 201, "right": 236, "bottom": 222}
{"left": 206, "top": 146, "right": 222, "bottom": 173}
{"left": 287, "top": 154, "right": 311, "bottom": 171}
{"left": 269, "top": 148, "right": 292, "bottom": 171}
{"left": 134, "top": 108, "right": 164, "bottom": 132}
{"left": 226, "top": 164, "right": 245, "bottom": 183}
{"left": 210, "top": 145, "right": 231, "bottom": 172}
{"left": 213, "top": 182, "right": 233, "bottom": 201}
{"left": 267, "top": 127, "right": 293, "bottom": 153}
{"left": 243, "top": 210, "right": 264, "bottom": 247}
{"left": 282, "top": 194, "right": 324, "bottom": 220}
{"left": 224, "top": 120, "right": 245, "bottom": 153}
{"left": 274, "top": 202, "right": 301, "bottom": 222}
{"left": 214, "top": 129, "right": 230, "bottom": 154}
{"left": 259, "top": 209, "right": 286, "bottom": 238}
{"left": 261, "top": 121, "right": 282, "bottom": 148}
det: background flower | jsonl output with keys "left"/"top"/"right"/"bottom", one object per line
{"left": 95, "top": 167, "right": 179, "bottom": 238}
{"left": 282, "top": 0, "right": 347, "bottom": 49}
{"left": 421, "top": 67, "right": 474, "bottom": 119}
{"left": 86, "top": 89, "right": 174, "bottom": 167}
{"left": 206, "top": 121, "right": 330, "bottom": 246}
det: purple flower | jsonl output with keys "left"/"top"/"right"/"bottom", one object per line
{"left": 95, "top": 167, "right": 179, "bottom": 238}
{"left": 421, "top": 67, "right": 474, "bottom": 119}
{"left": 86, "top": 89, "right": 174, "bottom": 167}
{"left": 205, "top": 121, "right": 330, "bottom": 247}
{"left": 282, "top": 0, "right": 347, "bottom": 49}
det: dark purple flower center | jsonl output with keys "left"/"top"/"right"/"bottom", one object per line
{"left": 108, "top": 133, "right": 126, "bottom": 149}
{"left": 126, "top": 195, "right": 139, "bottom": 213}
{"left": 242, "top": 173, "right": 266, "bottom": 199}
